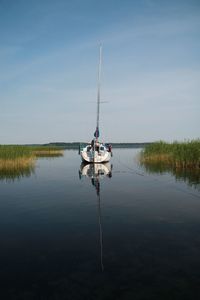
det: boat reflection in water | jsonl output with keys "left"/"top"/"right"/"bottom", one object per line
{"left": 79, "top": 162, "right": 112, "bottom": 271}
{"left": 79, "top": 162, "right": 112, "bottom": 180}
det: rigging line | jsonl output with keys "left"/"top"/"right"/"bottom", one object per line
{"left": 115, "top": 155, "right": 145, "bottom": 177}
{"left": 164, "top": 184, "right": 200, "bottom": 200}
{"left": 115, "top": 154, "right": 200, "bottom": 200}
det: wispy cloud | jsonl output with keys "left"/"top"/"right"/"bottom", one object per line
{"left": 0, "top": 0, "right": 199, "bottom": 143}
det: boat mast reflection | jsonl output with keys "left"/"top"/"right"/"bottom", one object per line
{"left": 79, "top": 162, "right": 112, "bottom": 271}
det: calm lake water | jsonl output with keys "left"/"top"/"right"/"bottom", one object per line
{"left": 0, "top": 148, "right": 200, "bottom": 300}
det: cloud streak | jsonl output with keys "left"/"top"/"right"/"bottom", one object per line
{"left": 0, "top": 0, "right": 199, "bottom": 143}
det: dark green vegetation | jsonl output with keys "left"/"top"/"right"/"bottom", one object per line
{"left": 140, "top": 140, "right": 200, "bottom": 169}
{"left": 42, "top": 142, "right": 150, "bottom": 149}
{"left": 43, "top": 142, "right": 78, "bottom": 149}
{"left": 111, "top": 142, "right": 151, "bottom": 148}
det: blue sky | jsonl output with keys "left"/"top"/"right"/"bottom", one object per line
{"left": 0, "top": 0, "right": 199, "bottom": 143}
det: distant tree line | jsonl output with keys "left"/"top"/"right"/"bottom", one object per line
{"left": 41, "top": 142, "right": 151, "bottom": 149}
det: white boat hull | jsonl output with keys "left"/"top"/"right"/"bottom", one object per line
{"left": 81, "top": 149, "right": 111, "bottom": 163}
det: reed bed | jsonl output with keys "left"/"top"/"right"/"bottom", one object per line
{"left": 0, "top": 145, "right": 63, "bottom": 173}
{"left": 140, "top": 140, "right": 200, "bottom": 169}
{"left": 0, "top": 145, "right": 33, "bottom": 160}
{"left": 0, "top": 157, "right": 34, "bottom": 170}
{"left": 31, "top": 146, "right": 64, "bottom": 157}
{"left": 0, "top": 146, "right": 34, "bottom": 171}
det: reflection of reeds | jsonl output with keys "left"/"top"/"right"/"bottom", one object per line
{"left": 140, "top": 140, "right": 200, "bottom": 169}
{"left": 0, "top": 161, "right": 35, "bottom": 182}
{"left": 140, "top": 160, "right": 200, "bottom": 189}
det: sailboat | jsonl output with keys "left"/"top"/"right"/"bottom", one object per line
{"left": 79, "top": 45, "right": 112, "bottom": 163}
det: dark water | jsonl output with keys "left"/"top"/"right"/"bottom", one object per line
{"left": 0, "top": 149, "right": 200, "bottom": 300}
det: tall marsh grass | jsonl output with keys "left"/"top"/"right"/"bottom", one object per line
{"left": 0, "top": 145, "right": 63, "bottom": 173}
{"left": 0, "top": 145, "right": 33, "bottom": 160}
{"left": 31, "top": 146, "right": 64, "bottom": 157}
{"left": 140, "top": 140, "right": 200, "bottom": 169}
{"left": 0, "top": 145, "right": 34, "bottom": 172}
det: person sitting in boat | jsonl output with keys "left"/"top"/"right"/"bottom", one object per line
{"left": 91, "top": 139, "right": 95, "bottom": 149}
{"left": 95, "top": 141, "right": 100, "bottom": 152}
{"left": 105, "top": 143, "right": 112, "bottom": 152}
{"left": 108, "top": 144, "right": 112, "bottom": 153}
{"left": 87, "top": 145, "right": 91, "bottom": 152}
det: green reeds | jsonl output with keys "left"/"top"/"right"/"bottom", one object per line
{"left": 140, "top": 140, "right": 200, "bottom": 169}
{"left": 0, "top": 145, "right": 33, "bottom": 160}
{"left": 0, "top": 145, "right": 34, "bottom": 171}
{"left": 0, "top": 145, "right": 63, "bottom": 179}
{"left": 0, "top": 145, "right": 35, "bottom": 181}
{"left": 31, "top": 146, "right": 64, "bottom": 157}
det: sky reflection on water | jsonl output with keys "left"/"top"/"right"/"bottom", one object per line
{"left": 0, "top": 149, "right": 200, "bottom": 299}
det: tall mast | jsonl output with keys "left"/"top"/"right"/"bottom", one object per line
{"left": 95, "top": 44, "right": 102, "bottom": 141}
